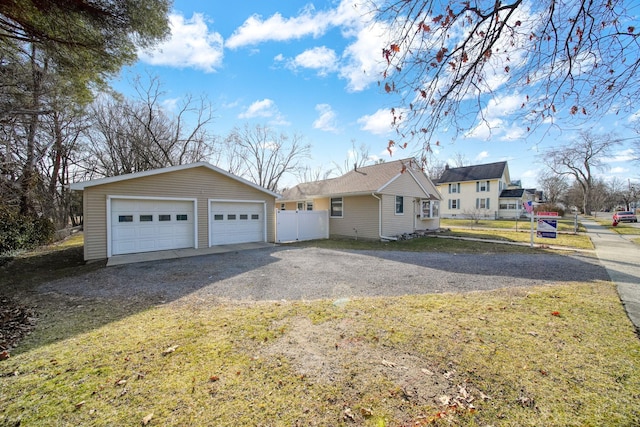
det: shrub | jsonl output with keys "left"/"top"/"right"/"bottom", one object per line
{"left": 0, "top": 207, "right": 55, "bottom": 254}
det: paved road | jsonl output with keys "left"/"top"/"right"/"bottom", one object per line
{"left": 582, "top": 217, "right": 640, "bottom": 334}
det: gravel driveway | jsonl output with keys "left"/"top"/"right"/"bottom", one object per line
{"left": 39, "top": 246, "right": 610, "bottom": 304}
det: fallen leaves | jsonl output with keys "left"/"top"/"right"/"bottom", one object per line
{"left": 0, "top": 295, "right": 37, "bottom": 354}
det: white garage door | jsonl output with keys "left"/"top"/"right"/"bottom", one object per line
{"left": 110, "top": 199, "right": 195, "bottom": 256}
{"left": 210, "top": 201, "right": 265, "bottom": 245}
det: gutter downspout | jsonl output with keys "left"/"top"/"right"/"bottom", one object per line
{"left": 371, "top": 193, "right": 398, "bottom": 241}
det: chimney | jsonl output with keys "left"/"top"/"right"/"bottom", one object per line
{"left": 445, "top": 164, "right": 449, "bottom": 170}
{"left": 354, "top": 163, "right": 357, "bottom": 172}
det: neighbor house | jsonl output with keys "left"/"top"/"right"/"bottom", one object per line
{"left": 70, "top": 162, "right": 279, "bottom": 261}
{"left": 279, "top": 158, "right": 441, "bottom": 240}
{"left": 435, "top": 161, "right": 533, "bottom": 219}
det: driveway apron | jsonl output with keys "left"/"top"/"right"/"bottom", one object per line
{"left": 582, "top": 218, "right": 640, "bottom": 334}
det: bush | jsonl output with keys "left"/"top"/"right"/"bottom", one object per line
{"left": 0, "top": 207, "right": 55, "bottom": 254}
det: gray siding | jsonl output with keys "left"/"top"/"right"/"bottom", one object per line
{"left": 81, "top": 166, "right": 275, "bottom": 260}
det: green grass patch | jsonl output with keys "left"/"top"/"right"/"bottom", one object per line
{"left": 440, "top": 218, "right": 584, "bottom": 233}
{"left": 443, "top": 228, "right": 594, "bottom": 250}
{"left": 1, "top": 283, "right": 639, "bottom": 426}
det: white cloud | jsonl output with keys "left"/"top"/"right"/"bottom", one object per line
{"left": 465, "top": 93, "right": 528, "bottom": 140}
{"left": 226, "top": 6, "right": 329, "bottom": 49}
{"left": 475, "top": 151, "right": 489, "bottom": 161}
{"left": 358, "top": 108, "right": 403, "bottom": 135}
{"left": 610, "top": 166, "right": 627, "bottom": 174}
{"left": 291, "top": 46, "right": 338, "bottom": 76}
{"left": 138, "top": 13, "right": 223, "bottom": 72}
{"left": 239, "top": 99, "right": 275, "bottom": 118}
{"left": 312, "top": 104, "right": 338, "bottom": 132}
{"left": 226, "top": 1, "right": 384, "bottom": 91}
{"left": 340, "top": 21, "right": 391, "bottom": 91}
{"left": 606, "top": 148, "right": 636, "bottom": 163}
{"left": 238, "top": 99, "right": 289, "bottom": 125}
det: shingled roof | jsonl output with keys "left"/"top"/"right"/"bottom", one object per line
{"left": 436, "top": 161, "right": 507, "bottom": 184}
{"left": 281, "top": 158, "right": 438, "bottom": 200}
{"left": 500, "top": 188, "right": 525, "bottom": 198}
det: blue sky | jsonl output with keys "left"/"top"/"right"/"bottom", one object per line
{"left": 111, "top": 0, "right": 639, "bottom": 189}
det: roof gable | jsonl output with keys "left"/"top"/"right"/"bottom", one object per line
{"left": 437, "top": 161, "right": 508, "bottom": 184}
{"left": 69, "top": 162, "right": 280, "bottom": 198}
{"left": 281, "top": 158, "right": 440, "bottom": 200}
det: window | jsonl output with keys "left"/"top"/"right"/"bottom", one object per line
{"left": 280, "top": 203, "right": 285, "bottom": 210}
{"left": 240, "top": 214, "right": 248, "bottom": 220}
{"left": 500, "top": 202, "right": 517, "bottom": 210}
{"left": 330, "top": 197, "right": 343, "bottom": 217}
{"left": 297, "top": 202, "right": 304, "bottom": 210}
{"left": 448, "top": 183, "right": 460, "bottom": 194}
{"left": 251, "top": 214, "right": 259, "bottom": 220}
{"left": 140, "top": 215, "right": 153, "bottom": 222}
{"left": 395, "top": 196, "right": 404, "bottom": 214}
{"left": 214, "top": 214, "right": 223, "bottom": 220}
{"left": 228, "top": 214, "right": 236, "bottom": 220}
{"left": 476, "top": 198, "right": 490, "bottom": 209}
{"left": 477, "top": 181, "right": 490, "bottom": 192}
{"left": 159, "top": 214, "right": 171, "bottom": 221}
{"left": 421, "top": 200, "right": 440, "bottom": 218}
{"left": 176, "top": 214, "right": 188, "bottom": 221}
{"left": 119, "top": 215, "right": 133, "bottom": 223}
{"left": 306, "top": 201, "right": 313, "bottom": 211}
{"left": 449, "top": 199, "right": 460, "bottom": 209}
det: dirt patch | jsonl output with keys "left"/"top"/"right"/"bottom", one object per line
{"left": 260, "top": 314, "right": 484, "bottom": 420}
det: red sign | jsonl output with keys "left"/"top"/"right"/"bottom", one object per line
{"left": 538, "top": 211, "right": 558, "bottom": 216}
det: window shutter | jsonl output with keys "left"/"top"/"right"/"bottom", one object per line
{"left": 457, "top": 183, "right": 460, "bottom": 193}
{"left": 486, "top": 198, "right": 490, "bottom": 209}
{"left": 448, "top": 184, "right": 451, "bottom": 194}
{"left": 448, "top": 199, "right": 452, "bottom": 209}
{"left": 476, "top": 198, "right": 479, "bottom": 209}
{"left": 476, "top": 182, "right": 479, "bottom": 192}
{"left": 487, "top": 181, "right": 490, "bottom": 191}
{"left": 457, "top": 199, "right": 460, "bottom": 209}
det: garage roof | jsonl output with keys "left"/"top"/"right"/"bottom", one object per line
{"left": 69, "top": 162, "right": 281, "bottom": 198}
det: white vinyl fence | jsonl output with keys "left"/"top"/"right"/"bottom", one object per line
{"left": 275, "top": 210, "right": 329, "bottom": 243}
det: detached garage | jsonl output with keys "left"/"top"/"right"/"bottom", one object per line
{"left": 70, "top": 162, "right": 279, "bottom": 261}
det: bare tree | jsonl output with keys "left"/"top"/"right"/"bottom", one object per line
{"left": 82, "top": 75, "right": 217, "bottom": 177}
{"left": 331, "top": 140, "right": 373, "bottom": 176}
{"left": 609, "top": 177, "right": 638, "bottom": 211}
{"left": 544, "top": 131, "right": 620, "bottom": 214}
{"left": 536, "top": 169, "right": 569, "bottom": 205}
{"left": 376, "top": 0, "right": 640, "bottom": 151}
{"left": 298, "top": 165, "right": 332, "bottom": 184}
{"left": 223, "top": 124, "right": 311, "bottom": 192}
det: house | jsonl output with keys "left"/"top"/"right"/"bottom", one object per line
{"left": 69, "top": 162, "right": 279, "bottom": 261}
{"left": 279, "top": 158, "right": 441, "bottom": 240}
{"left": 435, "top": 161, "right": 531, "bottom": 219}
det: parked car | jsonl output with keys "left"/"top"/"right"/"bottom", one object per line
{"left": 613, "top": 211, "right": 638, "bottom": 223}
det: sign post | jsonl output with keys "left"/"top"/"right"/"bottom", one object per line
{"left": 523, "top": 201, "right": 535, "bottom": 247}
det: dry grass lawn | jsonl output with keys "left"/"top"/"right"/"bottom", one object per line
{"left": 1, "top": 235, "right": 640, "bottom": 426}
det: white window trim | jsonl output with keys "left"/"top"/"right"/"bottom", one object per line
{"left": 420, "top": 199, "right": 440, "bottom": 219}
